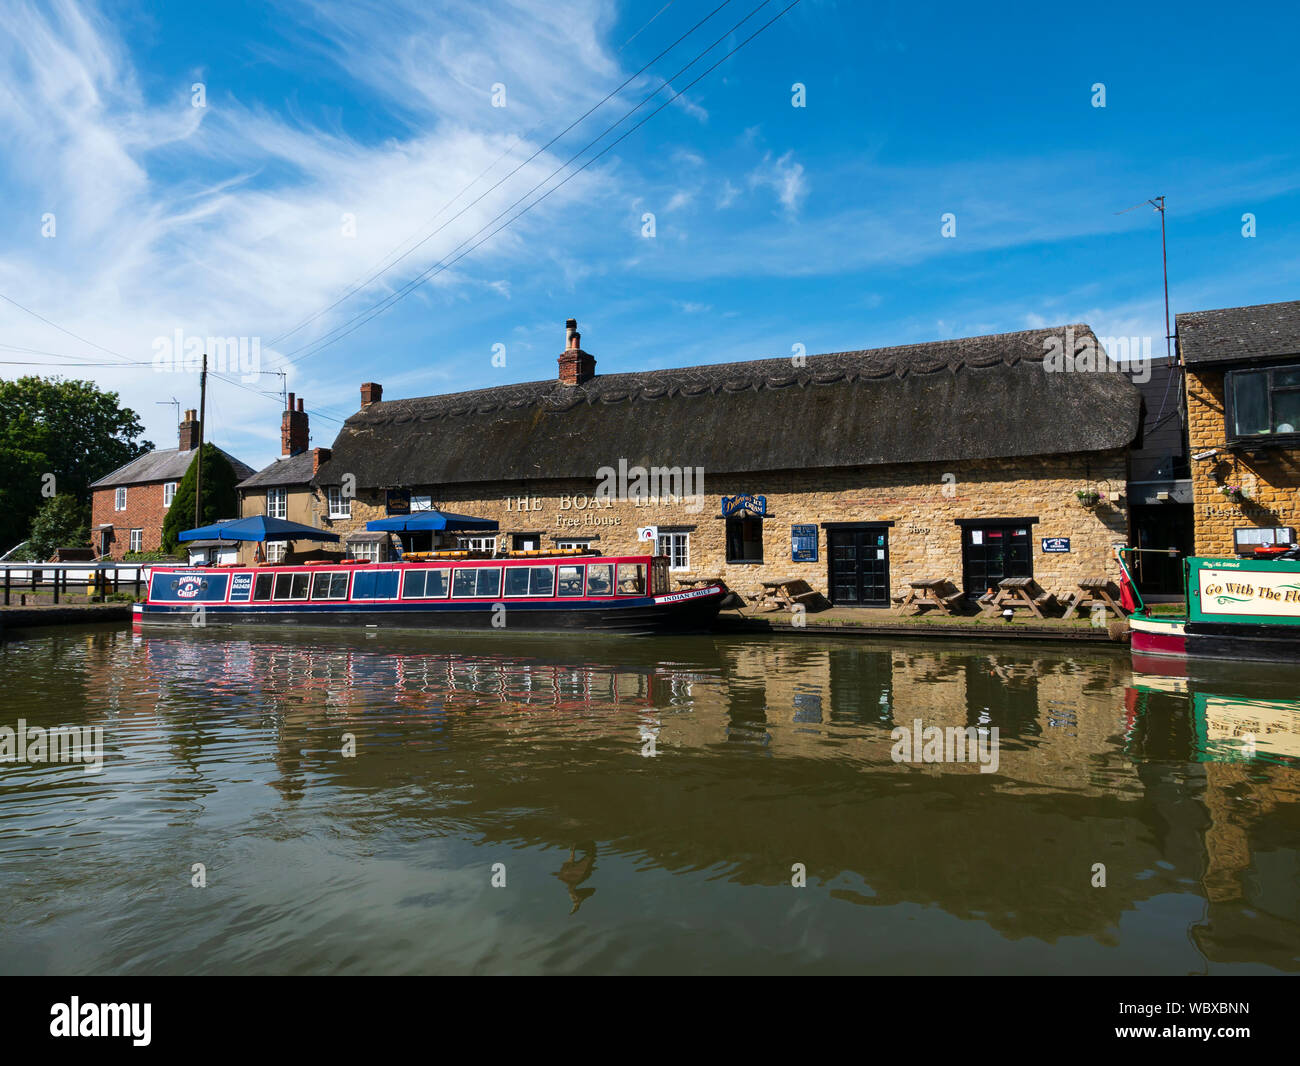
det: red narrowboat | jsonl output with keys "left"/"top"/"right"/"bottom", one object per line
{"left": 132, "top": 551, "right": 726, "bottom": 635}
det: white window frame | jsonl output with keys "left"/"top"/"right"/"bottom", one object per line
{"left": 346, "top": 540, "right": 383, "bottom": 563}
{"left": 457, "top": 535, "right": 496, "bottom": 553}
{"left": 656, "top": 531, "right": 690, "bottom": 571}
{"left": 410, "top": 495, "right": 433, "bottom": 512}
{"left": 328, "top": 486, "right": 351, "bottom": 519}
{"left": 129, "top": 528, "right": 143, "bottom": 553}
{"left": 265, "top": 542, "right": 287, "bottom": 564}
{"left": 115, "top": 487, "right": 127, "bottom": 511}
{"left": 555, "top": 538, "right": 593, "bottom": 552}
{"left": 267, "top": 487, "right": 287, "bottom": 520}
{"left": 163, "top": 481, "right": 178, "bottom": 508}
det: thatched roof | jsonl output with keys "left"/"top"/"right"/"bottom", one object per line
{"left": 314, "top": 324, "right": 1141, "bottom": 488}
{"left": 1178, "top": 299, "right": 1300, "bottom": 367}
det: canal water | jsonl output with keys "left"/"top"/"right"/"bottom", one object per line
{"left": 1, "top": 623, "right": 1298, "bottom": 975}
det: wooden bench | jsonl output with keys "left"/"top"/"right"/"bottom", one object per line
{"left": 896, "top": 578, "right": 965, "bottom": 615}
{"left": 980, "top": 576, "right": 1057, "bottom": 618}
{"left": 1061, "top": 576, "right": 1126, "bottom": 620}
{"left": 753, "top": 579, "right": 824, "bottom": 613}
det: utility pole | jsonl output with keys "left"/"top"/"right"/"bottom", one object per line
{"left": 194, "top": 353, "right": 207, "bottom": 529}
{"left": 1150, "top": 196, "right": 1172, "bottom": 366}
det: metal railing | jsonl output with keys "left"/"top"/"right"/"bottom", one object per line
{"left": 1, "top": 562, "right": 149, "bottom": 606}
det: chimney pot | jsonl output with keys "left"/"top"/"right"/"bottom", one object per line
{"left": 558, "top": 318, "right": 595, "bottom": 386}
{"left": 360, "top": 382, "right": 383, "bottom": 407}
{"left": 287, "top": 391, "right": 295, "bottom": 411}
{"left": 297, "top": 398, "right": 304, "bottom": 413}
{"left": 178, "top": 409, "right": 201, "bottom": 452}
{"left": 281, "top": 394, "right": 309, "bottom": 456}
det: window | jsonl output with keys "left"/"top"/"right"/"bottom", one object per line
{"left": 725, "top": 517, "right": 763, "bottom": 562}
{"left": 352, "top": 570, "right": 399, "bottom": 599}
{"left": 310, "top": 572, "right": 351, "bottom": 599}
{"left": 656, "top": 532, "right": 690, "bottom": 570}
{"left": 347, "top": 539, "right": 384, "bottom": 562}
{"left": 960, "top": 522, "right": 1032, "bottom": 596}
{"left": 1227, "top": 365, "right": 1300, "bottom": 438}
{"left": 265, "top": 542, "right": 287, "bottom": 564}
{"left": 402, "top": 568, "right": 449, "bottom": 599}
{"left": 452, "top": 567, "right": 501, "bottom": 598}
{"left": 556, "top": 565, "right": 585, "bottom": 597}
{"left": 457, "top": 536, "right": 496, "bottom": 553}
{"left": 163, "top": 482, "right": 178, "bottom": 508}
{"left": 616, "top": 562, "right": 647, "bottom": 595}
{"left": 410, "top": 495, "right": 433, "bottom": 512}
{"left": 327, "top": 487, "right": 351, "bottom": 518}
{"left": 504, "top": 566, "right": 556, "bottom": 597}
{"left": 511, "top": 533, "right": 540, "bottom": 551}
{"left": 253, "top": 573, "right": 275, "bottom": 600}
{"left": 129, "top": 529, "right": 143, "bottom": 553}
{"left": 556, "top": 539, "right": 593, "bottom": 552}
{"left": 585, "top": 563, "right": 613, "bottom": 596}
{"left": 115, "top": 487, "right": 127, "bottom": 511}
{"left": 267, "top": 487, "right": 287, "bottom": 519}
{"left": 272, "top": 572, "right": 310, "bottom": 599}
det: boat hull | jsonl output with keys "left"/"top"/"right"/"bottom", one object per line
{"left": 133, "top": 588, "right": 727, "bottom": 636}
{"left": 1130, "top": 613, "right": 1300, "bottom": 664}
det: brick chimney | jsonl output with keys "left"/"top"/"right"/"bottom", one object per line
{"left": 281, "top": 392, "right": 309, "bottom": 456}
{"left": 312, "top": 447, "right": 332, "bottom": 476}
{"left": 557, "top": 318, "right": 596, "bottom": 386}
{"left": 178, "top": 409, "right": 201, "bottom": 451}
{"left": 360, "top": 382, "right": 383, "bottom": 407}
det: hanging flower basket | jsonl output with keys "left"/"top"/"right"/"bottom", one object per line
{"left": 1075, "top": 490, "right": 1101, "bottom": 506}
{"left": 1220, "top": 483, "right": 1250, "bottom": 502}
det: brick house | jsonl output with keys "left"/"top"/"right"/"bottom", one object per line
{"left": 89, "top": 410, "right": 254, "bottom": 559}
{"left": 1178, "top": 298, "right": 1300, "bottom": 557}
{"left": 235, "top": 393, "right": 334, "bottom": 564}
{"left": 307, "top": 318, "right": 1143, "bottom": 605}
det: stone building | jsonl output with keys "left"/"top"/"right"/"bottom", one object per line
{"left": 307, "top": 319, "right": 1141, "bottom": 605}
{"left": 236, "top": 393, "right": 334, "bottom": 564}
{"left": 89, "top": 410, "right": 253, "bottom": 559}
{"left": 1177, "top": 298, "right": 1300, "bottom": 556}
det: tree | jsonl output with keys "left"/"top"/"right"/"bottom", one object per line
{"left": 161, "top": 443, "right": 240, "bottom": 552}
{"left": 27, "top": 494, "right": 90, "bottom": 561}
{"left": 0, "top": 376, "right": 150, "bottom": 552}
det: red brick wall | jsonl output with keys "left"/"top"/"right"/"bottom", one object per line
{"left": 90, "top": 481, "right": 174, "bottom": 559}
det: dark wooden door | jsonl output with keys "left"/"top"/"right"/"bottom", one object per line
{"left": 961, "top": 523, "right": 1032, "bottom": 597}
{"left": 828, "top": 528, "right": 889, "bottom": 606}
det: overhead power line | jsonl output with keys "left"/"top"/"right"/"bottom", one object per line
{"left": 277, "top": 0, "right": 801, "bottom": 370}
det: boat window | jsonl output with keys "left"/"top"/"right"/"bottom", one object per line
{"left": 273, "top": 572, "right": 310, "bottom": 600}
{"left": 403, "top": 569, "right": 449, "bottom": 599}
{"left": 475, "top": 568, "right": 501, "bottom": 598}
{"left": 529, "top": 566, "right": 555, "bottom": 596}
{"left": 452, "top": 568, "right": 478, "bottom": 597}
{"left": 616, "top": 562, "right": 647, "bottom": 595}
{"left": 311, "top": 572, "right": 351, "bottom": 599}
{"left": 586, "top": 563, "right": 613, "bottom": 596}
{"left": 253, "top": 573, "right": 274, "bottom": 600}
{"left": 353, "top": 570, "right": 399, "bottom": 599}
{"left": 556, "top": 565, "right": 585, "bottom": 597}
{"left": 504, "top": 567, "right": 531, "bottom": 597}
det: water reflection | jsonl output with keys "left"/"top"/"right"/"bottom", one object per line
{"left": 0, "top": 625, "right": 1297, "bottom": 974}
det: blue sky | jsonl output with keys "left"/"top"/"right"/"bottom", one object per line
{"left": 1, "top": 0, "right": 1297, "bottom": 471}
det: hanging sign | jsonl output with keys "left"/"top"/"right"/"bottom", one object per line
{"left": 722, "top": 494, "right": 767, "bottom": 517}
{"left": 386, "top": 489, "right": 410, "bottom": 515}
{"left": 637, "top": 526, "right": 659, "bottom": 543}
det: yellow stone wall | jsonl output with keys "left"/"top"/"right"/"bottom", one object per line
{"left": 307, "top": 451, "right": 1130, "bottom": 602}
{"left": 1185, "top": 368, "right": 1300, "bottom": 555}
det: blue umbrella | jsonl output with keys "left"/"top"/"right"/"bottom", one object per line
{"left": 365, "top": 511, "right": 498, "bottom": 532}
{"left": 178, "top": 515, "right": 341, "bottom": 542}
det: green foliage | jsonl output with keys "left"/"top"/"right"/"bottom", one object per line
{"left": 161, "top": 443, "right": 240, "bottom": 552}
{"left": 26, "top": 494, "right": 90, "bottom": 561}
{"left": 122, "top": 550, "right": 183, "bottom": 562}
{"left": 0, "top": 376, "right": 149, "bottom": 552}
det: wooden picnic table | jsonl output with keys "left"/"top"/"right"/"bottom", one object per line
{"left": 753, "top": 578, "right": 821, "bottom": 613}
{"left": 675, "top": 576, "right": 724, "bottom": 589}
{"left": 1060, "top": 576, "right": 1127, "bottom": 620}
{"left": 979, "top": 576, "right": 1057, "bottom": 619}
{"left": 894, "top": 578, "right": 964, "bottom": 615}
